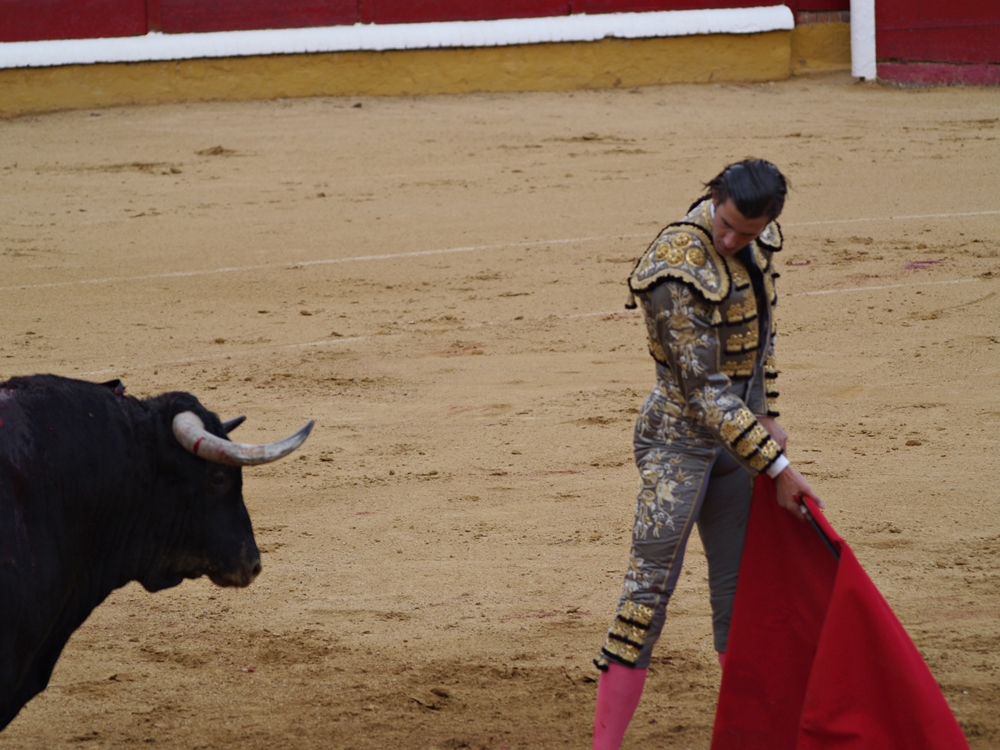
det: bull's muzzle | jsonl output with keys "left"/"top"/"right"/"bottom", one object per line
{"left": 210, "top": 555, "right": 262, "bottom": 588}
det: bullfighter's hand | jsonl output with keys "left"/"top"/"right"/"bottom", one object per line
{"left": 774, "top": 464, "right": 823, "bottom": 521}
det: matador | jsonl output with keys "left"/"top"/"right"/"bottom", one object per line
{"left": 592, "top": 160, "right": 820, "bottom": 750}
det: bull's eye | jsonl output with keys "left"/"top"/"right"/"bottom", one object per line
{"left": 209, "top": 471, "right": 231, "bottom": 494}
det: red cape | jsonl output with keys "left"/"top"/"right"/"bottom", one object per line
{"left": 712, "top": 475, "right": 969, "bottom": 750}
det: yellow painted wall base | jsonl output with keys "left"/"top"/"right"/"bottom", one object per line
{"left": 790, "top": 22, "right": 851, "bottom": 75}
{"left": 1, "top": 31, "right": 792, "bottom": 117}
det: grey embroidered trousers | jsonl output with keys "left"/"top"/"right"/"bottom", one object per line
{"left": 597, "top": 375, "right": 753, "bottom": 669}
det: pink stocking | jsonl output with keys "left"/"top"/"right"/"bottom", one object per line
{"left": 717, "top": 651, "right": 727, "bottom": 670}
{"left": 593, "top": 662, "right": 648, "bottom": 750}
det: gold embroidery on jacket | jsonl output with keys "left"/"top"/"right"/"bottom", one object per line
{"left": 765, "top": 354, "right": 779, "bottom": 378}
{"left": 735, "top": 425, "right": 771, "bottom": 457}
{"left": 720, "top": 408, "right": 757, "bottom": 442}
{"left": 758, "top": 439, "right": 781, "bottom": 460}
{"left": 726, "top": 295, "right": 758, "bottom": 324}
{"left": 725, "top": 328, "right": 759, "bottom": 354}
{"left": 686, "top": 247, "right": 706, "bottom": 267}
{"left": 720, "top": 358, "right": 755, "bottom": 378}
{"left": 752, "top": 243, "right": 770, "bottom": 273}
{"left": 629, "top": 224, "right": 728, "bottom": 303}
{"left": 672, "top": 232, "right": 692, "bottom": 250}
{"left": 726, "top": 256, "right": 751, "bottom": 290}
{"left": 656, "top": 242, "right": 685, "bottom": 266}
{"left": 648, "top": 337, "right": 667, "bottom": 364}
{"left": 628, "top": 199, "right": 785, "bottom": 473}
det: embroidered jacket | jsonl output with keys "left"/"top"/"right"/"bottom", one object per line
{"left": 626, "top": 198, "right": 784, "bottom": 475}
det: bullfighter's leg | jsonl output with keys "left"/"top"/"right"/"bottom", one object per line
{"left": 593, "top": 445, "right": 716, "bottom": 748}
{"left": 696, "top": 449, "right": 753, "bottom": 662}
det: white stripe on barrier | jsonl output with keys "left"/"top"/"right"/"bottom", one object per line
{"left": 0, "top": 7, "right": 793, "bottom": 70}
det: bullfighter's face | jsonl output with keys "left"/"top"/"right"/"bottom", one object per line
{"left": 711, "top": 197, "right": 771, "bottom": 257}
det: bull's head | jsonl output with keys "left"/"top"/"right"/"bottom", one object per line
{"left": 139, "top": 404, "right": 313, "bottom": 593}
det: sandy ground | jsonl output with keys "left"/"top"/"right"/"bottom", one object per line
{"left": 1, "top": 71, "right": 999, "bottom": 749}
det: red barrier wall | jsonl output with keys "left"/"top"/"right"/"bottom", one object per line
{"left": 876, "top": 0, "right": 1000, "bottom": 65}
{"left": 794, "top": 0, "right": 847, "bottom": 9}
{"left": 583, "top": 0, "right": 763, "bottom": 11}
{"left": 359, "top": 0, "right": 848, "bottom": 23}
{"left": 0, "top": 0, "right": 146, "bottom": 42}
{"left": 360, "top": 0, "right": 570, "bottom": 25}
{"left": 156, "top": 0, "right": 357, "bottom": 33}
{"left": 2, "top": 0, "right": 848, "bottom": 44}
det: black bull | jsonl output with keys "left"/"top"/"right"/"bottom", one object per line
{"left": 0, "top": 375, "right": 312, "bottom": 730}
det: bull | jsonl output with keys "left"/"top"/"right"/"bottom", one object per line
{"left": 0, "top": 374, "right": 313, "bottom": 730}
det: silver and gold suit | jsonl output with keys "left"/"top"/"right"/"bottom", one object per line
{"left": 596, "top": 198, "right": 785, "bottom": 670}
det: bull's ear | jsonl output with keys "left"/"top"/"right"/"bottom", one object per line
{"left": 100, "top": 379, "right": 126, "bottom": 396}
{"left": 222, "top": 416, "right": 246, "bottom": 434}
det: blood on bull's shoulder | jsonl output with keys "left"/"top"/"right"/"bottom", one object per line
{"left": 0, "top": 374, "right": 313, "bottom": 730}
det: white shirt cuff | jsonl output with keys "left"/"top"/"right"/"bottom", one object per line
{"left": 766, "top": 454, "right": 790, "bottom": 479}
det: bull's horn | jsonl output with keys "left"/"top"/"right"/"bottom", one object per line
{"left": 173, "top": 411, "right": 314, "bottom": 466}
{"left": 221, "top": 415, "right": 246, "bottom": 434}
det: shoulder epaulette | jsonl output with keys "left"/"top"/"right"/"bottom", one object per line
{"left": 756, "top": 220, "right": 783, "bottom": 251}
{"left": 628, "top": 223, "right": 729, "bottom": 303}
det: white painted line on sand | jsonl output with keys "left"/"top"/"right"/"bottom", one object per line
{"left": 2, "top": 208, "right": 995, "bottom": 293}
{"left": 567, "top": 310, "right": 636, "bottom": 319}
{"left": 0, "top": 235, "right": 607, "bottom": 292}
{"left": 65, "top": 274, "right": 987, "bottom": 376}
{"left": 788, "top": 209, "right": 1000, "bottom": 227}
{"left": 788, "top": 277, "right": 980, "bottom": 297}
{"left": 78, "top": 334, "right": 374, "bottom": 376}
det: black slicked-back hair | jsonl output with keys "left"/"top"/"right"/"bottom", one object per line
{"left": 704, "top": 159, "right": 788, "bottom": 220}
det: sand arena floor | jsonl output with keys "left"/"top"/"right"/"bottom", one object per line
{"left": 1, "top": 71, "right": 999, "bottom": 749}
